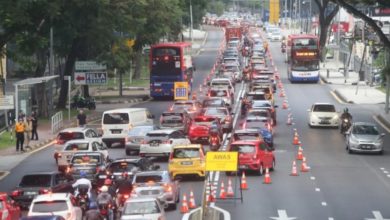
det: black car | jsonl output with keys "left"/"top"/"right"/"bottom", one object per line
{"left": 66, "top": 152, "right": 107, "bottom": 182}
{"left": 10, "top": 172, "right": 72, "bottom": 209}
{"left": 96, "top": 158, "right": 160, "bottom": 187}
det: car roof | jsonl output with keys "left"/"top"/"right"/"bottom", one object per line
{"left": 231, "top": 140, "right": 261, "bottom": 145}
{"left": 234, "top": 129, "right": 260, "bottom": 134}
{"left": 72, "top": 151, "right": 103, "bottom": 156}
{"left": 103, "top": 108, "right": 147, "bottom": 114}
{"left": 172, "top": 144, "right": 202, "bottom": 149}
{"left": 246, "top": 116, "right": 268, "bottom": 121}
{"left": 147, "top": 129, "right": 177, "bottom": 134}
{"left": 134, "top": 170, "right": 168, "bottom": 176}
{"left": 32, "top": 193, "right": 71, "bottom": 202}
{"left": 64, "top": 139, "right": 92, "bottom": 145}
{"left": 313, "top": 103, "right": 334, "bottom": 106}
{"left": 125, "top": 197, "right": 160, "bottom": 203}
{"left": 59, "top": 127, "right": 91, "bottom": 133}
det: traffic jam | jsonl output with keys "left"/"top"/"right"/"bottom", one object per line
{"left": 2, "top": 20, "right": 317, "bottom": 220}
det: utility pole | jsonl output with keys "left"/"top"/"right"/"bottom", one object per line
{"left": 190, "top": 0, "right": 193, "bottom": 43}
{"left": 49, "top": 27, "right": 54, "bottom": 76}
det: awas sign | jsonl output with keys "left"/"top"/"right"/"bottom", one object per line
{"left": 206, "top": 152, "right": 238, "bottom": 171}
{"left": 74, "top": 61, "right": 107, "bottom": 85}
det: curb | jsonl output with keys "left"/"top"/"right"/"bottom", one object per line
{"left": 376, "top": 113, "right": 390, "bottom": 131}
{"left": 333, "top": 89, "right": 354, "bottom": 104}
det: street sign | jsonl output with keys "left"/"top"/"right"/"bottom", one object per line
{"left": 206, "top": 152, "right": 238, "bottom": 171}
{"left": 0, "top": 95, "right": 14, "bottom": 110}
{"left": 75, "top": 61, "right": 107, "bottom": 85}
{"left": 174, "top": 81, "right": 189, "bottom": 100}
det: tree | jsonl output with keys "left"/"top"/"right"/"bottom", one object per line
{"left": 180, "top": 0, "right": 208, "bottom": 29}
{"left": 313, "top": 0, "right": 339, "bottom": 61}
{"left": 207, "top": 1, "right": 225, "bottom": 16}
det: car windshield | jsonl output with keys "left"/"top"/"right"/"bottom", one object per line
{"left": 173, "top": 148, "right": 200, "bottom": 158}
{"left": 211, "top": 81, "right": 230, "bottom": 87}
{"left": 210, "top": 90, "right": 229, "bottom": 97}
{"left": 231, "top": 144, "right": 255, "bottom": 153}
{"left": 32, "top": 201, "right": 68, "bottom": 212}
{"left": 204, "top": 108, "right": 228, "bottom": 116}
{"left": 109, "top": 162, "right": 137, "bottom": 172}
{"left": 161, "top": 116, "right": 183, "bottom": 125}
{"left": 65, "top": 143, "right": 89, "bottom": 151}
{"left": 172, "top": 103, "right": 193, "bottom": 110}
{"left": 203, "top": 99, "right": 223, "bottom": 106}
{"left": 146, "top": 133, "right": 169, "bottom": 138}
{"left": 246, "top": 121, "right": 267, "bottom": 129}
{"left": 19, "top": 175, "right": 52, "bottom": 187}
{"left": 313, "top": 105, "right": 336, "bottom": 112}
{"left": 123, "top": 201, "right": 160, "bottom": 215}
{"left": 128, "top": 126, "right": 154, "bottom": 136}
{"left": 248, "top": 111, "right": 269, "bottom": 118}
{"left": 225, "top": 66, "right": 239, "bottom": 72}
{"left": 71, "top": 155, "right": 100, "bottom": 164}
{"left": 103, "top": 113, "right": 129, "bottom": 124}
{"left": 57, "top": 132, "right": 84, "bottom": 142}
{"left": 352, "top": 125, "right": 379, "bottom": 135}
{"left": 252, "top": 101, "right": 271, "bottom": 108}
{"left": 135, "top": 175, "right": 163, "bottom": 183}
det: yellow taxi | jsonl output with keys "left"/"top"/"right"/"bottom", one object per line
{"left": 168, "top": 144, "right": 206, "bottom": 179}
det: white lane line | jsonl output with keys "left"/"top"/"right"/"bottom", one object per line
{"left": 387, "top": 174, "right": 390, "bottom": 178}
{"left": 0, "top": 171, "right": 10, "bottom": 181}
{"left": 328, "top": 218, "right": 335, "bottom": 220}
{"left": 315, "top": 188, "right": 320, "bottom": 192}
{"left": 310, "top": 176, "right": 316, "bottom": 180}
{"left": 321, "top": 202, "right": 327, "bottom": 206}
{"left": 330, "top": 90, "right": 344, "bottom": 104}
{"left": 384, "top": 171, "right": 389, "bottom": 174}
{"left": 380, "top": 167, "right": 385, "bottom": 170}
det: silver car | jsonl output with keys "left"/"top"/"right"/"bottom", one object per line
{"left": 121, "top": 197, "right": 166, "bottom": 220}
{"left": 125, "top": 125, "right": 158, "bottom": 155}
{"left": 131, "top": 171, "right": 180, "bottom": 210}
{"left": 346, "top": 122, "right": 385, "bottom": 154}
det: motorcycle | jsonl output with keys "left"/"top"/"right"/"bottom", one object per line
{"left": 209, "top": 135, "right": 221, "bottom": 151}
{"left": 281, "top": 44, "right": 286, "bottom": 53}
{"left": 340, "top": 118, "right": 352, "bottom": 135}
{"left": 75, "top": 186, "right": 90, "bottom": 216}
{"left": 98, "top": 203, "right": 115, "bottom": 220}
{"left": 71, "top": 95, "right": 96, "bottom": 110}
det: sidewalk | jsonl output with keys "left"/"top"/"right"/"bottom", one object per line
{"left": 319, "top": 59, "right": 390, "bottom": 130}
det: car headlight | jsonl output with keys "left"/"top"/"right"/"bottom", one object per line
{"left": 374, "top": 138, "right": 383, "bottom": 145}
{"left": 311, "top": 114, "right": 318, "bottom": 119}
{"left": 349, "top": 135, "right": 359, "bottom": 144}
{"left": 332, "top": 115, "right": 339, "bottom": 120}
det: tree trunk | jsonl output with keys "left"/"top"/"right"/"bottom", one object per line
{"left": 57, "top": 39, "right": 80, "bottom": 109}
{"left": 34, "top": 49, "right": 49, "bottom": 117}
{"left": 134, "top": 50, "right": 143, "bottom": 79}
{"left": 319, "top": 25, "right": 328, "bottom": 61}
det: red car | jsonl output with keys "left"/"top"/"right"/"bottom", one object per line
{"left": 0, "top": 193, "right": 21, "bottom": 220}
{"left": 188, "top": 115, "right": 223, "bottom": 143}
{"left": 227, "top": 140, "right": 275, "bottom": 175}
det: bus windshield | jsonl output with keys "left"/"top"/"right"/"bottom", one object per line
{"left": 292, "top": 38, "right": 317, "bottom": 50}
{"left": 151, "top": 47, "right": 181, "bottom": 75}
{"left": 292, "top": 60, "right": 319, "bottom": 71}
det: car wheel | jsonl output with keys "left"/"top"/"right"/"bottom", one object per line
{"left": 258, "top": 164, "right": 264, "bottom": 176}
{"left": 378, "top": 150, "right": 384, "bottom": 155}
{"left": 225, "top": 171, "right": 232, "bottom": 176}
{"left": 169, "top": 202, "right": 177, "bottom": 210}
{"left": 347, "top": 147, "right": 353, "bottom": 154}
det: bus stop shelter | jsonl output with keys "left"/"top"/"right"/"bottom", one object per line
{"left": 13, "top": 75, "right": 58, "bottom": 120}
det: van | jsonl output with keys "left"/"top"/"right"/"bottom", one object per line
{"left": 101, "top": 108, "right": 154, "bottom": 147}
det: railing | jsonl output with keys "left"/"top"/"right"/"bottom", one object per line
{"left": 51, "top": 111, "right": 63, "bottom": 134}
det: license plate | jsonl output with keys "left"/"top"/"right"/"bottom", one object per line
{"left": 239, "top": 165, "right": 248, "bottom": 169}
{"left": 112, "top": 130, "right": 121, "bottom": 134}
{"left": 150, "top": 142, "right": 159, "bottom": 147}
{"left": 181, "top": 161, "right": 193, "bottom": 165}
{"left": 25, "top": 191, "right": 37, "bottom": 196}
{"left": 362, "top": 145, "right": 372, "bottom": 149}
{"left": 99, "top": 175, "right": 107, "bottom": 178}
{"left": 320, "top": 120, "right": 330, "bottom": 124}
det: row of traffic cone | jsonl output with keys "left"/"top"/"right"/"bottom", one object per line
{"left": 180, "top": 190, "right": 197, "bottom": 213}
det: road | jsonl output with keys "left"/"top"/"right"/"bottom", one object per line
{"left": 2, "top": 26, "right": 390, "bottom": 220}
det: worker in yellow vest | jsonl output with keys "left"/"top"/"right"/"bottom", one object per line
{"left": 15, "top": 118, "right": 26, "bottom": 152}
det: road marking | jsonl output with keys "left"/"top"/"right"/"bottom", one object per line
{"left": 0, "top": 171, "right": 10, "bottom": 181}
{"left": 328, "top": 218, "right": 335, "bottom": 220}
{"left": 380, "top": 168, "right": 385, "bottom": 170}
{"left": 365, "top": 211, "right": 390, "bottom": 220}
{"left": 270, "top": 210, "right": 297, "bottom": 220}
{"left": 321, "top": 202, "right": 327, "bottom": 206}
{"left": 310, "top": 176, "right": 316, "bottom": 180}
{"left": 373, "top": 115, "right": 390, "bottom": 133}
{"left": 315, "top": 188, "right": 320, "bottom": 192}
{"left": 384, "top": 171, "right": 389, "bottom": 174}
{"left": 387, "top": 174, "right": 390, "bottom": 178}
{"left": 330, "top": 91, "right": 344, "bottom": 104}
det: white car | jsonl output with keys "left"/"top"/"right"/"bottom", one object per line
{"left": 270, "top": 30, "right": 283, "bottom": 41}
{"left": 139, "top": 129, "right": 191, "bottom": 157}
{"left": 57, "top": 139, "right": 109, "bottom": 172}
{"left": 210, "top": 78, "right": 234, "bottom": 92}
{"left": 121, "top": 197, "right": 166, "bottom": 220}
{"left": 28, "top": 193, "right": 82, "bottom": 220}
{"left": 308, "top": 103, "right": 339, "bottom": 128}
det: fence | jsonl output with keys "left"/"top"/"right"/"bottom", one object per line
{"left": 51, "top": 111, "right": 63, "bottom": 134}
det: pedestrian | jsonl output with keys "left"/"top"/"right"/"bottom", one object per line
{"left": 77, "top": 109, "right": 87, "bottom": 127}
{"left": 24, "top": 117, "right": 32, "bottom": 148}
{"left": 18, "top": 110, "right": 25, "bottom": 121}
{"left": 31, "top": 111, "right": 38, "bottom": 140}
{"left": 15, "top": 118, "right": 25, "bottom": 152}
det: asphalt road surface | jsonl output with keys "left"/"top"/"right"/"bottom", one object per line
{"left": 2, "top": 27, "right": 390, "bottom": 220}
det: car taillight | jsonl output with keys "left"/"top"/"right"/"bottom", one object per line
{"left": 123, "top": 194, "right": 129, "bottom": 199}
{"left": 242, "top": 122, "right": 246, "bottom": 128}
{"left": 11, "top": 190, "right": 22, "bottom": 197}
{"left": 169, "top": 152, "right": 173, "bottom": 161}
{"left": 57, "top": 153, "right": 62, "bottom": 158}
{"left": 65, "top": 166, "right": 72, "bottom": 174}
{"left": 253, "top": 154, "right": 257, "bottom": 160}
{"left": 164, "top": 184, "right": 172, "bottom": 192}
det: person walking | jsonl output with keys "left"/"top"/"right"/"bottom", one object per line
{"left": 24, "top": 117, "right": 32, "bottom": 148}
{"left": 31, "top": 111, "right": 38, "bottom": 140}
{"left": 15, "top": 118, "right": 26, "bottom": 152}
{"left": 77, "top": 110, "right": 87, "bottom": 127}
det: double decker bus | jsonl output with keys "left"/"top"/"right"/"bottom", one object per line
{"left": 286, "top": 34, "right": 320, "bottom": 83}
{"left": 150, "top": 42, "right": 194, "bottom": 99}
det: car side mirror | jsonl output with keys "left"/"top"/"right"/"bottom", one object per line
{"left": 381, "top": 133, "right": 386, "bottom": 137}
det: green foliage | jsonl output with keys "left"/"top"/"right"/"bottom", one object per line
{"left": 207, "top": 1, "right": 225, "bottom": 16}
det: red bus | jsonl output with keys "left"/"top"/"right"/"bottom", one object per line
{"left": 149, "top": 42, "right": 194, "bottom": 98}
{"left": 286, "top": 34, "right": 320, "bottom": 83}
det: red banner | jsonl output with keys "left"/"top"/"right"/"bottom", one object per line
{"left": 331, "top": 22, "right": 349, "bottom": 33}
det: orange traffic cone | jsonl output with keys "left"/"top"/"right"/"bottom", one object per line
{"left": 189, "top": 190, "right": 196, "bottom": 209}
{"left": 199, "top": 85, "right": 202, "bottom": 92}
{"left": 241, "top": 172, "right": 248, "bottom": 190}
{"left": 180, "top": 193, "right": 189, "bottom": 213}
{"left": 226, "top": 178, "right": 234, "bottom": 197}
{"left": 263, "top": 168, "right": 272, "bottom": 184}
{"left": 206, "top": 181, "right": 214, "bottom": 203}
{"left": 293, "top": 130, "right": 300, "bottom": 145}
{"left": 301, "top": 157, "right": 310, "bottom": 172}
{"left": 219, "top": 181, "right": 226, "bottom": 199}
{"left": 290, "top": 160, "right": 299, "bottom": 176}
{"left": 296, "top": 146, "right": 304, "bottom": 160}
{"left": 282, "top": 100, "right": 288, "bottom": 109}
